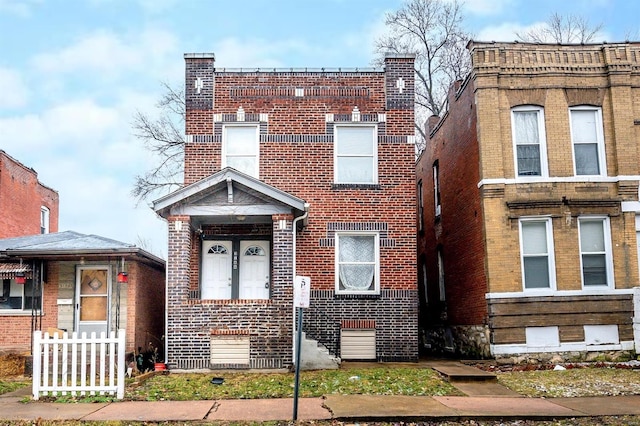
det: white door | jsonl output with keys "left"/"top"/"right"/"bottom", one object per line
{"left": 239, "top": 240, "right": 270, "bottom": 299}
{"left": 202, "top": 240, "right": 232, "bottom": 299}
{"left": 76, "top": 266, "right": 110, "bottom": 336}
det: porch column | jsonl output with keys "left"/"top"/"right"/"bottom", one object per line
{"left": 167, "top": 215, "right": 192, "bottom": 303}
{"left": 272, "top": 214, "right": 295, "bottom": 366}
{"left": 271, "top": 214, "right": 294, "bottom": 302}
{"left": 166, "top": 215, "right": 192, "bottom": 369}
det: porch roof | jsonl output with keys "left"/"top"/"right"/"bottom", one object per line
{"left": 0, "top": 231, "right": 164, "bottom": 266}
{"left": 153, "top": 167, "right": 308, "bottom": 225}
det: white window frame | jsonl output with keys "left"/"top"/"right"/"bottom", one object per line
{"left": 437, "top": 249, "right": 445, "bottom": 301}
{"left": 519, "top": 217, "right": 557, "bottom": 291}
{"left": 222, "top": 124, "right": 260, "bottom": 178}
{"left": 578, "top": 216, "right": 614, "bottom": 288}
{"left": 511, "top": 106, "right": 548, "bottom": 179}
{"left": 40, "top": 206, "right": 50, "bottom": 234}
{"left": 569, "top": 106, "right": 606, "bottom": 177}
{"left": 333, "top": 124, "right": 378, "bottom": 184}
{"left": 433, "top": 161, "right": 441, "bottom": 217}
{"left": 335, "top": 232, "right": 380, "bottom": 295}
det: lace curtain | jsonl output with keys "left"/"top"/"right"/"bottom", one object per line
{"left": 338, "top": 235, "right": 375, "bottom": 291}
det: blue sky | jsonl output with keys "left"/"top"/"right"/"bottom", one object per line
{"left": 0, "top": 0, "right": 638, "bottom": 259}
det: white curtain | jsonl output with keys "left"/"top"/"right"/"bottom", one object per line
{"left": 339, "top": 235, "right": 375, "bottom": 291}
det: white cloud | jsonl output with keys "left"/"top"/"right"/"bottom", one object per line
{"left": 212, "top": 37, "right": 308, "bottom": 68}
{"left": 0, "top": 0, "right": 41, "bottom": 17}
{"left": 0, "top": 67, "right": 29, "bottom": 109}
{"left": 476, "top": 22, "right": 543, "bottom": 42}
{"left": 462, "top": 0, "right": 514, "bottom": 16}
{"left": 31, "top": 27, "right": 179, "bottom": 80}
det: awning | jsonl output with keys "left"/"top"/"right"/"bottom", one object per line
{"left": 0, "top": 263, "right": 33, "bottom": 280}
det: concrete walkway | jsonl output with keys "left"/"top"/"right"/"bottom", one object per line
{"left": 2, "top": 362, "right": 640, "bottom": 422}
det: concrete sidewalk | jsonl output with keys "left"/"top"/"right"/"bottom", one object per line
{"left": 3, "top": 361, "right": 640, "bottom": 422}
{"left": 3, "top": 391, "right": 640, "bottom": 422}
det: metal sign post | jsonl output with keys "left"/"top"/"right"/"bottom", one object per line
{"left": 292, "top": 276, "right": 310, "bottom": 421}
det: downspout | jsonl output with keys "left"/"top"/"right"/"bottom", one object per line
{"left": 292, "top": 203, "right": 310, "bottom": 362}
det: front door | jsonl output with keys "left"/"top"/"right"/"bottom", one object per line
{"left": 239, "top": 240, "right": 270, "bottom": 299}
{"left": 202, "top": 240, "right": 232, "bottom": 299}
{"left": 201, "top": 239, "right": 270, "bottom": 300}
{"left": 76, "top": 266, "right": 110, "bottom": 336}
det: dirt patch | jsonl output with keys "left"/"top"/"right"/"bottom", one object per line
{"left": 0, "top": 354, "right": 26, "bottom": 378}
{"left": 467, "top": 360, "right": 640, "bottom": 373}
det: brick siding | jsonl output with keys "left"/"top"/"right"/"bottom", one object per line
{"left": 167, "top": 54, "right": 418, "bottom": 368}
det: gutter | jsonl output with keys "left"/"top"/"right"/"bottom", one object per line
{"left": 291, "top": 203, "right": 310, "bottom": 362}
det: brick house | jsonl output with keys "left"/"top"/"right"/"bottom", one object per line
{"left": 0, "top": 231, "right": 165, "bottom": 354}
{"left": 417, "top": 41, "right": 640, "bottom": 362}
{"left": 0, "top": 150, "right": 59, "bottom": 238}
{"left": 153, "top": 53, "right": 418, "bottom": 369}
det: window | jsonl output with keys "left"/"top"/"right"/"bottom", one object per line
{"left": 222, "top": 125, "right": 259, "bottom": 177}
{"left": 334, "top": 125, "right": 377, "bottom": 184}
{"left": 433, "top": 161, "right": 441, "bottom": 216}
{"left": 511, "top": 106, "right": 548, "bottom": 177}
{"left": 437, "top": 248, "right": 445, "bottom": 301}
{"left": 578, "top": 217, "right": 613, "bottom": 287}
{"left": 0, "top": 279, "right": 41, "bottom": 311}
{"left": 519, "top": 218, "right": 555, "bottom": 290}
{"left": 335, "top": 233, "right": 380, "bottom": 294}
{"left": 40, "top": 207, "right": 50, "bottom": 234}
{"left": 417, "top": 180, "right": 424, "bottom": 231}
{"left": 570, "top": 107, "right": 606, "bottom": 176}
{"left": 421, "top": 261, "right": 428, "bottom": 304}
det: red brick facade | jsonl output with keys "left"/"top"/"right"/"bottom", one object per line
{"left": 417, "top": 42, "right": 640, "bottom": 361}
{"left": 0, "top": 150, "right": 59, "bottom": 238}
{"left": 160, "top": 54, "right": 418, "bottom": 369}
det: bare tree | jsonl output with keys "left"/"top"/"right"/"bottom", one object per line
{"left": 131, "top": 82, "right": 185, "bottom": 203}
{"left": 376, "top": 0, "right": 472, "bottom": 151}
{"left": 516, "top": 13, "right": 603, "bottom": 44}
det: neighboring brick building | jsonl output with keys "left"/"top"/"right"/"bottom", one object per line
{"left": 0, "top": 150, "right": 59, "bottom": 238}
{"left": 154, "top": 53, "right": 418, "bottom": 369}
{"left": 417, "top": 41, "right": 640, "bottom": 361}
{"left": 0, "top": 231, "right": 165, "bottom": 354}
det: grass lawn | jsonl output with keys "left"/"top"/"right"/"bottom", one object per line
{"left": 127, "top": 366, "right": 462, "bottom": 401}
{"left": 496, "top": 367, "right": 640, "bottom": 397}
{"left": 0, "top": 378, "right": 30, "bottom": 395}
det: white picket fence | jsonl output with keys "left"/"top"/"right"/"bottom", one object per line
{"left": 32, "top": 330, "right": 125, "bottom": 400}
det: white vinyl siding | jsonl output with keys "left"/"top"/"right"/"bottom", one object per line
{"left": 222, "top": 125, "right": 260, "bottom": 177}
{"left": 519, "top": 218, "right": 556, "bottom": 290}
{"left": 511, "top": 106, "right": 548, "bottom": 178}
{"left": 578, "top": 217, "right": 614, "bottom": 288}
{"left": 334, "top": 125, "right": 377, "bottom": 184}
{"left": 570, "top": 107, "right": 606, "bottom": 176}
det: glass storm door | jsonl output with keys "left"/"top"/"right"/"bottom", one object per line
{"left": 239, "top": 240, "right": 270, "bottom": 299}
{"left": 76, "top": 267, "right": 110, "bottom": 336}
{"left": 201, "top": 241, "right": 232, "bottom": 299}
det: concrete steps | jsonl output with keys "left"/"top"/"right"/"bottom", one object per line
{"left": 429, "top": 361, "right": 521, "bottom": 397}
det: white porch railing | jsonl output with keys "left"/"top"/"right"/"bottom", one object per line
{"left": 32, "top": 330, "right": 125, "bottom": 400}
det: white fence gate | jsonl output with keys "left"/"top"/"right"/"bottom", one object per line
{"left": 32, "top": 330, "right": 125, "bottom": 400}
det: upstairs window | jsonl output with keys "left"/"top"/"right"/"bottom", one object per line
{"left": 334, "top": 125, "right": 377, "bottom": 184}
{"left": 222, "top": 125, "right": 260, "bottom": 178}
{"left": 578, "top": 217, "right": 613, "bottom": 287}
{"left": 40, "top": 207, "right": 50, "bottom": 234}
{"left": 433, "top": 161, "right": 441, "bottom": 217}
{"left": 570, "top": 107, "right": 606, "bottom": 176}
{"left": 335, "top": 233, "right": 380, "bottom": 295}
{"left": 511, "top": 106, "right": 548, "bottom": 178}
{"left": 519, "top": 218, "right": 555, "bottom": 290}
